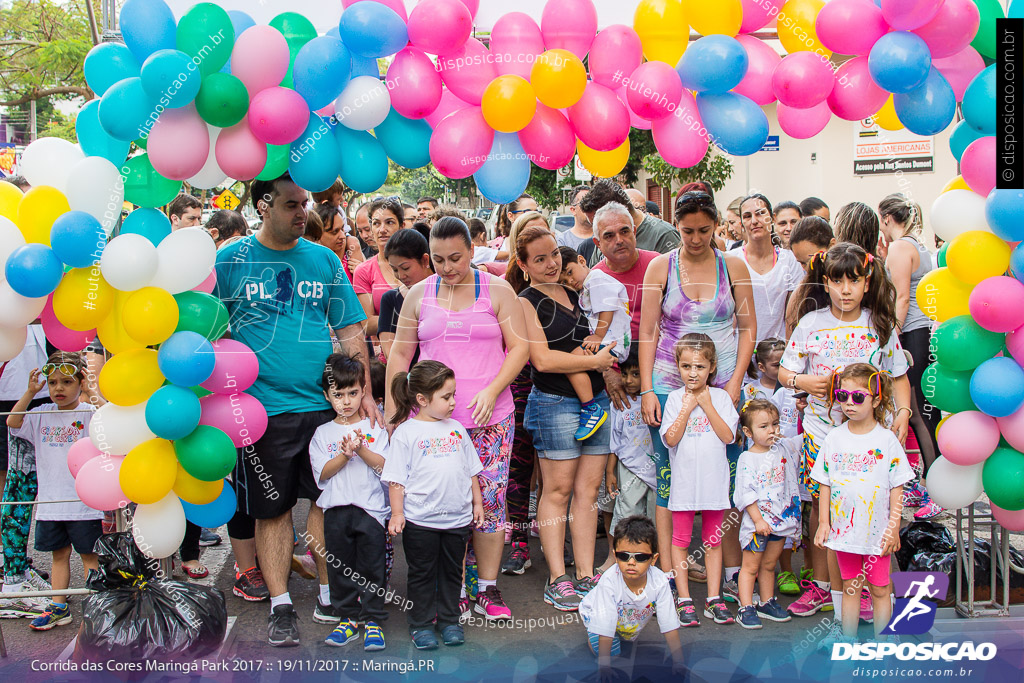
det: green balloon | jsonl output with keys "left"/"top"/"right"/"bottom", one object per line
{"left": 176, "top": 2, "right": 235, "bottom": 77}
{"left": 122, "top": 153, "right": 182, "bottom": 208}
{"left": 269, "top": 12, "right": 316, "bottom": 89}
{"left": 195, "top": 73, "right": 249, "bottom": 128}
{"left": 190, "top": 385, "right": 213, "bottom": 399}
{"left": 257, "top": 145, "right": 290, "bottom": 181}
{"left": 921, "top": 362, "right": 978, "bottom": 414}
{"left": 133, "top": 136, "right": 148, "bottom": 150}
{"left": 933, "top": 315, "right": 1004, "bottom": 371}
{"left": 971, "top": 0, "right": 1003, "bottom": 60}
{"left": 982, "top": 447, "right": 1024, "bottom": 510}
{"left": 174, "top": 425, "right": 236, "bottom": 482}
{"left": 937, "top": 241, "right": 949, "bottom": 268}
{"left": 174, "top": 291, "right": 229, "bottom": 341}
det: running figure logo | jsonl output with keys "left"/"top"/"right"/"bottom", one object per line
{"left": 882, "top": 571, "right": 949, "bottom": 635}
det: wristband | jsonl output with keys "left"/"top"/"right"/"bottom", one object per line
{"left": 788, "top": 374, "right": 800, "bottom": 389}
{"left": 640, "top": 389, "right": 655, "bottom": 396}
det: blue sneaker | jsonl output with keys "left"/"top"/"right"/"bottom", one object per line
{"left": 438, "top": 624, "right": 465, "bottom": 646}
{"left": 411, "top": 628, "right": 438, "bottom": 650}
{"left": 325, "top": 619, "right": 359, "bottom": 647}
{"left": 736, "top": 605, "right": 762, "bottom": 630}
{"left": 30, "top": 602, "right": 72, "bottom": 631}
{"left": 756, "top": 596, "right": 792, "bottom": 623}
{"left": 574, "top": 401, "right": 607, "bottom": 441}
{"left": 363, "top": 621, "right": 385, "bottom": 651}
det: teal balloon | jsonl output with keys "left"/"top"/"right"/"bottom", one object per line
{"left": 962, "top": 64, "right": 996, "bottom": 135}
{"left": 180, "top": 480, "right": 236, "bottom": 527}
{"left": 696, "top": 92, "right": 769, "bottom": 156}
{"left": 76, "top": 100, "right": 130, "bottom": 167}
{"left": 257, "top": 145, "right": 290, "bottom": 181}
{"left": 120, "top": 0, "right": 177, "bottom": 64}
{"left": 374, "top": 109, "right": 431, "bottom": 168}
{"left": 145, "top": 385, "right": 201, "bottom": 440}
{"left": 949, "top": 120, "right": 987, "bottom": 163}
{"left": 140, "top": 49, "right": 201, "bottom": 108}
{"left": 121, "top": 207, "right": 171, "bottom": 245}
{"left": 289, "top": 115, "right": 341, "bottom": 193}
{"left": 336, "top": 127, "right": 388, "bottom": 193}
{"left": 922, "top": 362, "right": 977, "bottom": 414}
{"left": 933, "top": 315, "right": 1005, "bottom": 371}
{"left": 472, "top": 133, "right": 530, "bottom": 204}
{"left": 98, "top": 77, "right": 158, "bottom": 142}
{"left": 937, "top": 241, "right": 949, "bottom": 268}
{"left": 893, "top": 68, "right": 956, "bottom": 136}
{"left": 84, "top": 42, "right": 140, "bottom": 97}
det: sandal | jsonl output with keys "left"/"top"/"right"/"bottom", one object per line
{"left": 688, "top": 566, "right": 707, "bottom": 584}
{"left": 182, "top": 562, "right": 209, "bottom": 579}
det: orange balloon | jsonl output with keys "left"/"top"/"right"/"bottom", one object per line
{"left": 482, "top": 75, "right": 538, "bottom": 133}
{"left": 531, "top": 49, "right": 587, "bottom": 109}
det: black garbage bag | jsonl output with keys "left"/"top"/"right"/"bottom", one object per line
{"left": 895, "top": 521, "right": 955, "bottom": 574}
{"left": 73, "top": 533, "right": 227, "bottom": 664}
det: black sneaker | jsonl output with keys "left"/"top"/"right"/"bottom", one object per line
{"left": 233, "top": 566, "right": 270, "bottom": 602}
{"left": 313, "top": 601, "right": 342, "bottom": 625}
{"left": 704, "top": 598, "right": 735, "bottom": 625}
{"left": 501, "top": 542, "right": 531, "bottom": 575}
{"left": 268, "top": 604, "right": 300, "bottom": 647}
{"left": 199, "top": 528, "right": 222, "bottom": 547}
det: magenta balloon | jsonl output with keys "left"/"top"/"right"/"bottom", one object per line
{"left": 826, "top": 57, "right": 888, "bottom": 121}
{"left": 912, "top": 0, "right": 981, "bottom": 59}
{"left": 991, "top": 504, "right": 1024, "bottom": 530}
{"left": 424, "top": 88, "right": 471, "bottom": 128}
{"left": 200, "top": 338, "right": 260, "bottom": 395}
{"left": 616, "top": 86, "right": 652, "bottom": 131}
{"left": 147, "top": 106, "right": 210, "bottom": 180}
{"left": 518, "top": 104, "right": 576, "bottom": 170}
{"left": 961, "top": 136, "right": 996, "bottom": 197}
{"left": 651, "top": 93, "right": 709, "bottom": 168}
{"left": 248, "top": 87, "right": 310, "bottom": 145}
{"left": 388, "top": 47, "right": 444, "bottom": 119}
{"left": 624, "top": 62, "right": 682, "bottom": 122}
{"left": 41, "top": 297, "right": 94, "bottom": 352}
{"left": 568, "top": 82, "right": 630, "bottom": 152}
{"left": 741, "top": 0, "right": 785, "bottom": 33}
{"left": 969, "top": 276, "right": 1024, "bottom": 333}
{"left": 429, "top": 107, "right": 493, "bottom": 178}
{"left": 589, "top": 25, "right": 643, "bottom": 89}
{"left": 458, "top": 0, "right": 479, "bottom": 17}
{"left": 199, "top": 392, "right": 268, "bottom": 448}
{"left": 938, "top": 411, "right": 1000, "bottom": 466}
{"left": 541, "top": 0, "right": 598, "bottom": 59}
{"left": 76, "top": 454, "right": 129, "bottom": 511}
{"left": 437, "top": 38, "right": 496, "bottom": 105}
{"left": 490, "top": 12, "right": 545, "bottom": 80}
{"left": 231, "top": 26, "right": 290, "bottom": 98}
{"left": 68, "top": 438, "right": 103, "bottom": 479}
{"left": 816, "top": 0, "right": 889, "bottom": 56}
{"left": 881, "top": 0, "right": 944, "bottom": 31}
{"left": 733, "top": 35, "right": 781, "bottom": 106}
{"left": 408, "top": 0, "right": 473, "bottom": 56}
{"left": 934, "top": 47, "right": 985, "bottom": 102}
{"left": 777, "top": 101, "right": 832, "bottom": 139}
{"left": 216, "top": 121, "right": 268, "bottom": 181}
{"left": 772, "top": 52, "right": 836, "bottom": 109}
{"left": 341, "top": 0, "right": 408, "bottom": 22}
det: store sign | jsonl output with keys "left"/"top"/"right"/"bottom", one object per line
{"left": 853, "top": 119, "right": 934, "bottom": 176}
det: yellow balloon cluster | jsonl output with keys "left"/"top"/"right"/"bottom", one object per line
{"left": 873, "top": 96, "right": 902, "bottom": 132}
{"left": 947, "top": 231, "right": 1012, "bottom": 285}
{"left": 778, "top": 0, "right": 832, "bottom": 58}
{"left": 942, "top": 175, "right": 972, "bottom": 193}
{"left": 52, "top": 266, "right": 115, "bottom": 331}
{"left": 915, "top": 268, "right": 974, "bottom": 323}
{"left": 531, "top": 49, "right": 587, "bottom": 109}
{"left": 577, "top": 138, "right": 630, "bottom": 178}
{"left": 17, "top": 185, "right": 69, "bottom": 245}
{"left": 633, "top": 0, "right": 690, "bottom": 64}
{"left": 682, "top": 0, "right": 741, "bottom": 37}
{"left": 0, "top": 181, "right": 22, "bottom": 221}
{"left": 123, "top": 286, "right": 180, "bottom": 345}
{"left": 174, "top": 464, "right": 223, "bottom": 505}
{"left": 482, "top": 75, "right": 538, "bottom": 133}
{"left": 97, "top": 348, "right": 164, "bottom": 406}
{"left": 97, "top": 291, "right": 147, "bottom": 354}
{"left": 120, "top": 439, "right": 178, "bottom": 505}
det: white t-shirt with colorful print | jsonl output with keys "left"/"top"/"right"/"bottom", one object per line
{"left": 733, "top": 436, "right": 803, "bottom": 550}
{"left": 579, "top": 565, "right": 679, "bottom": 641}
{"left": 309, "top": 418, "right": 390, "bottom": 526}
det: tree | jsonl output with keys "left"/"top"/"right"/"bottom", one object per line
{"left": 623, "top": 128, "right": 734, "bottom": 194}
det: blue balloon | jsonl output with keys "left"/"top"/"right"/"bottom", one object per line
{"left": 180, "top": 480, "right": 237, "bottom": 528}
{"left": 336, "top": 127, "right": 388, "bottom": 193}
{"left": 893, "top": 68, "right": 956, "bottom": 136}
{"left": 971, "top": 357, "right": 1024, "bottom": 418}
{"left": 676, "top": 35, "right": 748, "bottom": 94}
{"left": 98, "top": 77, "right": 158, "bottom": 142}
{"left": 339, "top": 2, "right": 409, "bottom": 58}
{"left": 120, "top": 0, "right": 177, "bottom": 64}
{"left": 76, "top": 100, "right": 130, "bottom": 167}
{"left": 696, "top": 92, "right": 769, "bottom": 157}
{"left": 1011, "top": 242, "right": 1024, "bottom": 283}
{"left": 289, "top": 115, "right": 342, "bottom": 193}
{"left": 350, "top": 53, "right": 381, "bottom": 78}
{"left": 473, "top": 133, "right": 531, "bottom": 204}
{"left": 949, "top": 119, "right": 987, "bottom": 163}
{"left": 963, "top": 65, "right": 996, "bottom": 135}
{"left": 158, "top": 331, "right": 216, "bottom": 387}
{"left": 294, "top": 36, "right": 352, "bottom": 110}
{"left": 5, "top": 244, "right": 64, "bottom": 298}
{"left": 83, "top": 43, "right": 140, "bottom": 97}
{"left": 120, "top": 207, "right": 172, "bottom": 245}
{"left": 50, "top": 211, "right": 107, "bottom": 268}
{"left": 140, "top": 49, "right": 202, "bottom": 109}
{"left": 374, "top": 109, "right": 431, "bottom": 168}
{"left": 985, "top": 189, "right": 1024, "bottom": 242}
{"left": 145, "top": 385, "right": 201, "bottom": 440}
{"left": 868, "top": 31, "right": 931, "bottom": 94}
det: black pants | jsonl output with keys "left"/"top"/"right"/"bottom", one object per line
{"left": 179, "top": 521, "right": 202, "bottom": 563}
{"left": 402, "top": 521, "right": 472, "bottom": 631}
{"left": 900, "top": 327, "right": 940, "bottom": 474}
{"left": 324, "top": 505, "right": 388, "bottom": 623}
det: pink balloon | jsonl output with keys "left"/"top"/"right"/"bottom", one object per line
{"left": 193, "top": 269, "right": 216, "bottom": 294}
{"left": 589, "top": 25, "right": 643, "bottom": 89}
{"left": 518, "top": 104, "right": 576, "bottom": 170}
{"left": 491, "top": 12, "right": 545, "bottom": 80}
{"left": 568, "top": 82, "right": 630, "bottom": 152}
{"left": 912, "top": 0, "right": 981, "bottom": 58}
{"left": 388, "top": 48, "right": 444, "bottom": 119}
{"left": 961, "top": 136, "right": 996, "bottom": 197}
{"left": 777, "top": 101, "right": 833, "bottom": 139}
{"left": 68, "top": 438, "right": 103, "bottom": 478}
{"left": 429, "top": 107, "right": 493, "bottom": 178}
{"left": 615, "top": 86, "right": 652, "bottom": 131}
{"left": 231, "top": 25, "right": 290, "bottom": 98}
{"left": 934, "top": 47, "right": 986, "bottom": 102}
{"left": 992, "top": 503, "right": 1024, "bottom": 530}
{"left": 199, "top": 392, "right": 268, "bottom": 448}
{"left": 733, "top": 34, "right": 781, "bottom": 106}
{"left": 816, "top": 0, "right": 889, "bottom": 56}
{"left": 996, "top": 403, "right": 1024, "bottom": 454}
{"left": 424, "top": 88, "right": 471, "bottom": 128}
{"left": 773, "top": 52, "right": 836, "bottom": 109}
{"left": 741, "top": 0, "right": 785, "bottom": 33}
{"left": 216, "top": 121, "right": 268, "bottom": 181}
{"left": 148, "top": 106, "right": 210, "bottom": 180}
{"left": 342, "top": 0, "right": 408, "bottom": 22}
{"left": 200, "top": 338, "right": 260, "bottom": 394}
{"left": 625, "top": 62, "right": 682, "bottom": 121}
{"left": 970, "top": 276, "right": 1024, "bottom": 333}
{"left": 408, "top": 0, "right": 473, "bottom": 56}
{"left": 881, "top": 0, "right": 944, "bottom": 30}
{"left": 40, "top": 297, "right": 94, "bottom": 352}
{"left": 827, "top": 56, "right": 888, "bottom": 121}
{"left": 1007, "top": 324, "right": 1024, "bottom": 367}
{"left": 76, "top": 454, "right": 129, "bottom": 512}
{"left": 541, "top": 0, "right": 597, "bottom": 59}
{"left": 458, "top": 0, "right": 479, "bottom": 17}
{"left": 437, "top": 38, "right": 496, "bottom": 105}
{"left": 651, "top": 93, "right": 709, "bottom": 168}
{"left": 248, "top": 87, "right": 310, "bottom": 145}
{"left": 315, "top": 103, "right": 334, "bottom": 117}
{"left": 938, "top": 411, "right": 1000, "bottom": 466}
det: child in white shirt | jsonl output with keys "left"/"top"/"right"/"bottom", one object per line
{"left": 741, "top": 338, "right": 786, "bottom": 405}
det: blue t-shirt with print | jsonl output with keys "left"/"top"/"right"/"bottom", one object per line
{"left": 213, "top": 235, "right": 366, "bottom": 416}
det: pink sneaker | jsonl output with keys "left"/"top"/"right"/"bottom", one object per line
{"left": 459, "top": 597, "right": 471, "bottom": 623}
{"left": 787, "top": 580, "right": 833, "bottom": 617}
{"left": 914, "top": 497, "right": 943, "bottom": 521}
{"left": 474, "top": 586, "right": 512, "bottom": 620}
{"left": 860, "top": 590, "right": 873, "bottom": 623}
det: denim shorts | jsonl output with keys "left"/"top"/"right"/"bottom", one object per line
{"left": 524, "top": 388, "right": 611, "bottom": 460}
{"left": 744, "top": 533, "right": 786, "bottom": 553}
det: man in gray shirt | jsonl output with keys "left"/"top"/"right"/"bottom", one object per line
{"left": 578, "top": 180, "right": 680, "bottom": 262}
{"left": 556, "top": 185, "right": 599, "bottom": 265}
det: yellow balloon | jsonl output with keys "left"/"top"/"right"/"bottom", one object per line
{"left": 778, "top": 0, "right": 832, "bottom": 58}
{"left": 122, "top": 286, "right": 180, "bottom": 346}
{"left": 873, "top": 96, "right": 902, "bottom": 131}
{"left": 915, "top": 267, "right": 974, "bottom": 323}
{"left": 633, "top": 0, "right": 690, "bottom": 64}
{"left": 947, "top": 231, "right": 1012, "bottom": 285}
{"left": 16, "top": 185, "right": 69, "bottom": 244}
{"left": 530, "top": 49, "right": 587, "bottom": 109}
{"left": 98, "top": 291, "right": 146, "bottom": 355}
{"left": 942, "top": 175, "right": 972, "bottom": 193}
{"left": 173, "top": 465, "right": 222, "bottom": 505}
{"left": 482, "top": 75, "right": 538, "bottom": 133}
{"left": 0, "top": 181, "right": 23, "bottom": 221}
{"left": 577, "top": 137, "right": 630, "bottom": 178}
{"left": 97, "top": 348, "right": 164, "bottom": 406}
{"left": 936, "top": 413, "right": 951, "bottom": 437}
{"left": 52, "top": 266, "right": 115, "bottom": 331}
{"left": 120, "top": 438, "right": 177, "bottom": 504}
{"left": 682, "top": 0, "right": 741, "bottom": 36}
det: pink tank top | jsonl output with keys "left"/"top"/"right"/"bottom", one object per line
{"left": 417, "top": 270, "right": 515, "bottom": 430}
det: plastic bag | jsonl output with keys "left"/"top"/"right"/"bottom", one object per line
{"left": 895, "top": 521, "right": 955, "bottom": 575}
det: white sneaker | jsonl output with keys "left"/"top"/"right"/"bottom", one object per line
{"left": 26, "top": 568, "right": 51, "bottom": 592}
{"left": 0, "top": 583, "right": 47, "bottom": 618}
{"left": 817, "top": 618, "right": 852, "bottom": 651}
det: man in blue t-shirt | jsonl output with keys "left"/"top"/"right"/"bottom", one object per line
{"left": 214, "top": 172, "right": 373, "bottom": 647}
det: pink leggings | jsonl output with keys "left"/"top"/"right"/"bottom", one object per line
{"left": 671, "top": 510, "right": 727, "bottom": 548}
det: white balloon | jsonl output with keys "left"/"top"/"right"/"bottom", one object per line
{"left": 100, "top": 233, "right": 158, "bottom": 291}
{"left": 150, "top": 227, "right": 216, "bottom": 294}
{"left": 65, "top": 156, "right": 125, "bottom": 236}
{"left": 131, "top": 493, "right": 186, "bottom": 559}
{"left": 0, "top": 216, "right": 27, "bottom": 281}
{"left": 89, "top": 401, "right": 155, "bottom": 454}
{"left": 0, "top": 325, "right": 27, "bottom": 362}
{"left": 931, "top": 190, "right": 990, "bottom": 242}
{"left": 19, "top": 137, "right": 85, "bottom": 192}
{"left": 0, "top": 282, "right": 46, "bottom": 328}
{"left": 335, "top": 76, "right": 392, "bottom": 130}
{"left": 187, "top": 126, "right": 228, "bottom": 190}
{"left": 926, "top": 456, "right": 984, "bottom": 510}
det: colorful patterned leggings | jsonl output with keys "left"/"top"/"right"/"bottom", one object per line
{"left": 2, "top": 436, "right": 38, "bottom": 581}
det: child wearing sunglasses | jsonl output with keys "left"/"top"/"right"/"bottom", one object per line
{"left": 578, "top": 516, "right": 683, "bottom": 679}
{"left": 810, "top": 364, "right": 914, "bottom": 642}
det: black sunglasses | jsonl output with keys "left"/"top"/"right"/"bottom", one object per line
{"left": 676, "top": 191, "right": 714, "bottom": 208}
{"left": 614, "top": 551, "right": 653, "bottom": 563}
{"left": 834, "top": 389, "right": 872, "bottom": 404}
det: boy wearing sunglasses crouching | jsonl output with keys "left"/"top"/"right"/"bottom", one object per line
{"left": 579, "top": 516, "right": 684, "bottom": 679}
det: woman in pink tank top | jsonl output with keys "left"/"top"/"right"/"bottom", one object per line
{"left": 385, "top": 217, "right": 529, "bottom": 620}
